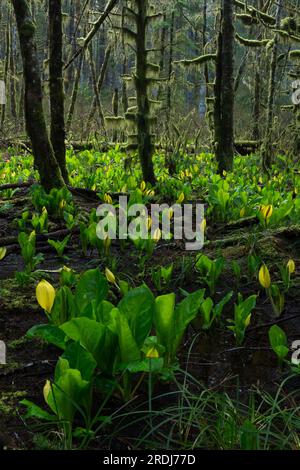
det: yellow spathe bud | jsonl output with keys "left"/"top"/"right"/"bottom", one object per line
{"left": 59, "top": 199, "right": 66, "bottom": 210}
{"left": 152, "top": 228, "right": 162, "bottom": 242}
{"left": 104, "top": 193, "right": 113, "bottom": 204}
{"left": 105, "top": 267, "right": 116, "bottom": 284}
{"left": 200, "top": 219, "right": 207, "bottom": 233}
{"left": 260, "top": 204, "right": 273, "bottom": 221}
{"left": 140, "top": 181, "right": 146, "bottom": 191}
{"left": 36, "top": 280, "right": 56, "bottom": 313}
{"left": 167, "top": 208, "right": 174, "bottom": 220}
{"left": 146, "top": 347, "right": 159, "bottom": 359}
{"left": 43, "top": 380, "right": 51, "bottom": 403}
{"left": 259, "top": 265, "right": 271, "bottom": 289}
{"left": 287, "top": 259, "right": 296, "bottom": 275}
{"left": 104, "top": 235, "right": 111, "bottom": 254}
{"left": 244, "top": 314, "right": 252, "bottom": 328}
{"left": 147, "top": 216, "right": 152, "bottom": 231}
{"left": 240, "top": 208, "right": 245, "bottom": 218}
{"left": 177, "top": 192, "right": 185, "bottom": 204}
{"left": 0, "top": 247, "right": 7, "bottom": 261}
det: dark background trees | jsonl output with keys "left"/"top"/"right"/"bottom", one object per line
{"left": 0, "top": 0, "right": 300, "bottom": 187}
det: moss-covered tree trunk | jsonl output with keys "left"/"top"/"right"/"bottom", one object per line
{"left": 12, "top": 0, "right": 64, "bottom": 190}
{"left": 262, "top": 0, "right": 283, "bottom": 171}
{"left": 0, "top": 23, "right": 9, "bottom": 132}
{"left": 135, "top": 0, "right": 156, "bottom": 186}
{"left": 214, "top": 0, "right": 235, "bottom": 173}
{"left": 252, "top": 52, "right": 261, "bottom": 141}
{"left": 166, "top": 10, "right": 175, "bottom": 122}
{"left": 49, "top": 0, "right": 68, "bottom": 183}
{"left": 9, "top": 20, "right": 17, "bottom": 123}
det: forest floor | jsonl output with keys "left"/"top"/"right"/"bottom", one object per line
{"left": 1, "top": 186, "right": 300, "bottom": 450}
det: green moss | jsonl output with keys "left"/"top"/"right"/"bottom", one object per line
{"left": 20, "top": 20, "right": 36, "bottom": 37}
{"left": 0, "top": 391, "right": 27, "bottom": 416}
{"left": 290, "top": 50, "right": 300, "bottom": 61}
{"left": 174, "top": 54, "right": 217, "bottom": 67}
{"left": 236, "top": 14, "right": 258, "bottom": 26}
{"left": 235, "top": 33, "right": 270, "bottom": 48}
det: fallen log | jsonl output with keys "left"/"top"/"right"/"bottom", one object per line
{"left": 0, "top": 227, "right": 77, "bottom": 247}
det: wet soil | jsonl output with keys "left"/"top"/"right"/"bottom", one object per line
{"left": 1, "top": 187, "right": 300, "bottom": 449}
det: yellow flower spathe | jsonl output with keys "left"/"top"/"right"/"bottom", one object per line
{"left": 105, "top": 267, "right": 116, "bottom": 284}
{"left": 152, "top": 228, "right": 162, "bottom": 242}
{"left": 259, "top": 265, "right": 271, "bottom": 289}
{"left": 0, "top": 247, "right": 7, "bottom": 261}
{"left": 200, "top": 218, "right": 207, "bottom": 233}
{"left": 244, "top": 314, "right": 252, "bottom": 328}
{"left": 260, "top": 204, "right": 273, "bottom": 222}
{"left": 177, "top": 192, "right": 185, "bottom": 204}
{"left": 146, "top": 347, "right": 159, "bottom": 359}
{"left": 104, "top": 235, "right": 111, "bottom": 254}
{"left": 104, "top": 193, "right": 113, "bottom": 204}
{"left": 287, "top": 259, "right": 296, "bottom": 275}
{"left": 43, "top": 380, "right": 51, "bottom": 403}
{"left": 36, "top": 280, "right": 56, "bottom": 313}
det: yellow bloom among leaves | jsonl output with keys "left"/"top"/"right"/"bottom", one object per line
{"left": 260, "top": 204, "right": 273, "bottom": 222}
{"left": 105, "top": 267, "right": 116, "bottom": 285}
{"left": 177, "top": 192, "right": 185, "bottom": 204}
{"left": 152, "top": 227, "right": 162, "bottom": 242}
{"left": 200, "top": 218, "right": 207, "bottom": 233}
{"left": 259, "top": 265, "right": 271, "bottom": 289}
{"left": 36, "top": 280, "right": 56, "bottom": 313}
{"left": 287, "top": 259, "right": 296, "bottom": 275}
{"left": 43, "top": 380, "right": 51, "bottom": 403}
{"left": 146, "top": 347, "right": 160, "bottom": 359}
{"left": 104, "top": 193, "right": 113, "bottom": 204}
{"left": 0, "top": 247, "right": 7, "bottom": 261}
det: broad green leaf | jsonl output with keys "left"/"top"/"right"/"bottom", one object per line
{"left": 126, "top": 358, "right": 164, "bottom": 373}
{"left": 61, "top": 314, "right": 118, "bottom": 374}
{"left": 201, "top": 297, "right": 213, "bottom": 328}
{"left": 214, "top": 291, "right": 233, "bottom": 319}
{"left": 60, "top": 317, "right": 106, "bottom": 361}
{"left": 62, "top": 342, "right": 97, "bottom": 381}
{"left": 114, "top": 308, "right": 141, "bottom": 366}
{"left": 174, "top": 289, "right": 205, "bottom": 350}
{"left": 75, "top": 268, "right": 108, "bottom": 314}
{"left": 118, "top": 285, "right": 154, "bottom": 347}
{"left": 26, "top": 324, "right": 67, "bottom": 350}
{"left": 51, "top": 286, "right": 76, "bottom": 325}
{"left": 20, "top": 399, "right": 56, "bottom": 422}
{"left": 269, "top": 325, "right": 287, "bottom": 351}
{"left": 46, "top": 368, "right": 90, "bottom": 423}
{"left": 154, "top": 293, "right": 176, "bottom": 357}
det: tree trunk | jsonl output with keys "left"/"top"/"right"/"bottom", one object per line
{"left": 166, "top": 10, "right": 175, "bottom": 121}
{"left": 12, "top": 0, "right": 64, "bottom": 190}
{"left": 49, "top": 0, "right": 68, "bottom": 183}
{"left": 135, "top": 0, "right": 156, "bottom": 185}
{"left": 214, "top": 0, "right": 235, "bottom": 173}
{"left": 262, "top": 0, "right": 283, "bottom": 171}
{"left": 252, "top": 51, "right": 261, "bottom": 141}
{"left": 0, "top": 23, "right": 10, "bottom": 132}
